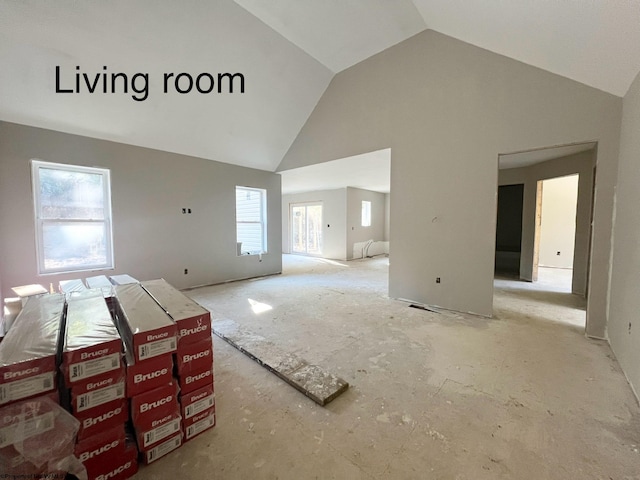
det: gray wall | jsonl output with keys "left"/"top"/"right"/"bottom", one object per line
{"left": 346, "top": 187, "right": 386, "bottom": 260}
{"left": 384, "top": 193, "right": 391, "bottom": 242}
{"left": 0, "top": 121, "right": 282, "bottom": 297}
{"left": 280, "top": 30, "right": 620, "bottom": 328}
{"left": 608, "top": 70, "right": 640, "bottom": 399}
{"left": 282, "top": 189, "right": 347, "bottom": 260}
{"left": 499, "top": 152, "right": 594, "bottom": 298}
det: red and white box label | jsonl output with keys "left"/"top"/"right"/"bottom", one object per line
{"left": 68, "top": 352, "right": 120, "bottom": 383}
{"left": 178, "top": 367, "right": 213, "bottom": 395}
{"left": 176, "top": 337, "right": 213, "bottom": 376}
{"left": 184, "top": 408, "right": 215, "bottom": 441}
{"left": 144, "top": 432, "right": 182, "bottom": 464}
{"left": 181, "top": 383, "right": 214, "bottom": 420}
{"left": 137, "top": 411, "right": 181, "bottom": 449}
{"left": 71, "top": 368, "right": 126, "bottom": 413}
{"left": 130, "top": 381, "right": 179, "bottom": 428}
{"left": 76, "top": 398, "right": 128, "bottom": 441}
{"left": 126, "top": 352, "right": 173, "bottom": 397}
{"left": 0, "top": 369, "right": 55, "bottom": 405}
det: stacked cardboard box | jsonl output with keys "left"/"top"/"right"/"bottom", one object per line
{"left": 141, "top": 279, "right": 215, "bottom": 441}
{"left": 115, "top": 283, "right": 182, "bottom": 464}
{"left": 62, "top": 292, "right": 131, "bottom": 479}
{"left": 0, "top": 294, "right": 65, "bottom": 407}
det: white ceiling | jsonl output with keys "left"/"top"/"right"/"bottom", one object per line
{"left": 499, "top": 142, "right": 597, "bottom": 170}
{"left": 280, "top": 149, "right": 391, "bottom": 195}
{"left": 1, "top": 0, "right": 639, "bottom": 177}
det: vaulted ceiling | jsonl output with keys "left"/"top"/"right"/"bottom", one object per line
{"left": 1, "top": 0, "right": 639, "bottom": 173}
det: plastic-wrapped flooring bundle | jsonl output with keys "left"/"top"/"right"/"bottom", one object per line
{"left": 0, "top": 294, "right": 65, "bottom": 406}
{"left": 0, "top": 395, "right": 86, "bottom": 478}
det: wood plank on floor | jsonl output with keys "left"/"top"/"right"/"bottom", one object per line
{"left": 213, "top": 318, "right": 349, "bottom": 406}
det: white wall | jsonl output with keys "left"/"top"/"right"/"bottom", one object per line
{"left": 539, "top": 175, "right": 579, "bottom": 268}
{"left": 282, "top": 189, "right": 347, "bottom": 260}
{"left": 0, "top": 121, "right": 282, "bottom": 298}
{"left": 346, "top": 187, "right": 386, "bottom": 260}
{"left": 280, "top": 30, "right": 621, "bottom": 330}
{"left": 608, "top": 70, "right": 640, "bottom": 400}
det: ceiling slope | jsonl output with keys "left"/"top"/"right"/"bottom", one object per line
{"left": 0, "top": 0, "right": 332, "bottom": 171}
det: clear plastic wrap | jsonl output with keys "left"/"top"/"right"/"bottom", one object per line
{"left": 0, "top": 395, "right": 84, "bottom": 477}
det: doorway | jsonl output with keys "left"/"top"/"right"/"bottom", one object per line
{"left": 291, "top": 203, "right": 323, "bottom": 255}
{"left": 533, "top": 174, "right": 579, "bottom": 292}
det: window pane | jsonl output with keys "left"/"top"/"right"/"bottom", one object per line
{"left": 362, "top": 201, "right": 372, "bottom": 227}
{"left": 236, "top": 188, "right": 262, "bottom": 222}
{"left": 42, "top": 223, "right": 108, "bottom": 271}
{"left": 39, "top": 167, "right": 105, "bottom": 219}
{"left": 237, "top": 223, "right": 263, "bottom": 254}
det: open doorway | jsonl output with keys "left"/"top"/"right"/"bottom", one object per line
{"left": 495, "top": 142, "right": 596, "bottom": 331}
{"left": 533, "top": 174, "right": 579, "bottom": 292}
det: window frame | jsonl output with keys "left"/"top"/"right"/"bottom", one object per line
{"left": 361, "top": 200, "right": 372, "bottom": 227}
{"left": 235, "top": 186, "right": 267, "bottom": 255}
{"left": 31, "top": 160, "right": 114, "bottom": 275}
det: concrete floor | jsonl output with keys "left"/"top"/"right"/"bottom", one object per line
{"left": 135, "top": 255, "right": 640, "bottom": 479}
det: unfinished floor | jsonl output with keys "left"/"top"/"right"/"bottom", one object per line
{"left": 135, "top": 255, "right": 640, "bottom": 479}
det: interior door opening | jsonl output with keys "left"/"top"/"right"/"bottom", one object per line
{"left": 291, "top": 203, "right": 323, "bottom": 256}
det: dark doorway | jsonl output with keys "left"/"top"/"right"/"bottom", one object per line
{"left": 495, "top": 184, "right": 524, "bottom": 276}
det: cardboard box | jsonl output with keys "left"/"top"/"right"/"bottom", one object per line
{"left": 178, "top": 366, "right": 214, "bottom": 395}
{"left": 126, "top": 350, "right": 173, "bottom": 397}
{"left": 183, "top": 407, "right": 215, "bottom": 442}
{"left": 180, "top": 382, "right": 214, "bottom": 421}
{"left": 142, "top": 432, "right": 182, "bottom": 465}
{"left": 135, "top": 410, "right": 182, "bottom": 451}
{"left": 75, "top": 424, "right": 126, "bottom": 477}
{"left": 176, "top": 336, "right": 213, "bottom": 376}
{"left": 58, "top": 278, "right": 88, "bottom": 295}
{"left": 70, "top": 367, "right": 126, "bottom": 414}
{"left": 110, "top": 274, "right": 139, "bottom": 285}
{"left": 85, "top": 275, "right": 115, "bottom": 296}
{"left": 62, "top": 293, "right": 122, "bottom": 386}
{"left": 115, "top": 284, "right": 177, "bottom": 362}
{"left": 130, "top": 381, "right": 180, "bottom": 429}
{"left": 0, "top": 294, "right": 64, "bottom": 406}
{"left": 75, "top": 397, "right": 128, "bottom": 441}
{"left": 93, "top": 437, "right": 138, "bottom": 480}
{"left": 141, "top": 279, "right": 211, "bottom": 345}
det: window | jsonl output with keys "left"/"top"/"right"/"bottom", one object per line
{"left": 236, "top": 186, "right": 267, "bottom": 255}
{"left": 31, "top": 160, "right": 114, "bottom": 274}
{"left": 361, "top": 200, "right": 372, "bottom": 227}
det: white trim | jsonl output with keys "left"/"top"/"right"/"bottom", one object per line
{"left": 31, "top": 160, "right": 114, "bottom": 274}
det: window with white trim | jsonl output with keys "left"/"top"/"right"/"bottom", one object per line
{"left": 361, "top": 200, "right": 372, "bottom": 227}
{"left": 236, "top": 186, "right": 267, "bottom": 255}
{"left": 31, "top": 160, "right": 114, "bottom": 274}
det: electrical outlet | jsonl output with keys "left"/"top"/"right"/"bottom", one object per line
{"left": 184, "top": 268, "right": 188, "bottom": 275}
{"left": 436, "top": 277, "right": 441, "bottom": 284}
{"left": 188, "top": 208, "right": 192, "bottom": 214}
{"left": 182, "top": 208, "right": 186, "bottom": 214}
{"left": 557, "top": 251, "right": 561, "bottom": 256}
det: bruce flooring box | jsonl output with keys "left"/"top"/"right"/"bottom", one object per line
{"left": 115, "top": 284, "right": 177, "bottom": 363}
{"left": 0, "top": 294, "right": 64, "bottom": 406}
{"left": 141, "top": 279, "right": 211, "bottom": 346}
{"left": 62, "top": 293, "right": 122, "bottom": 386}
